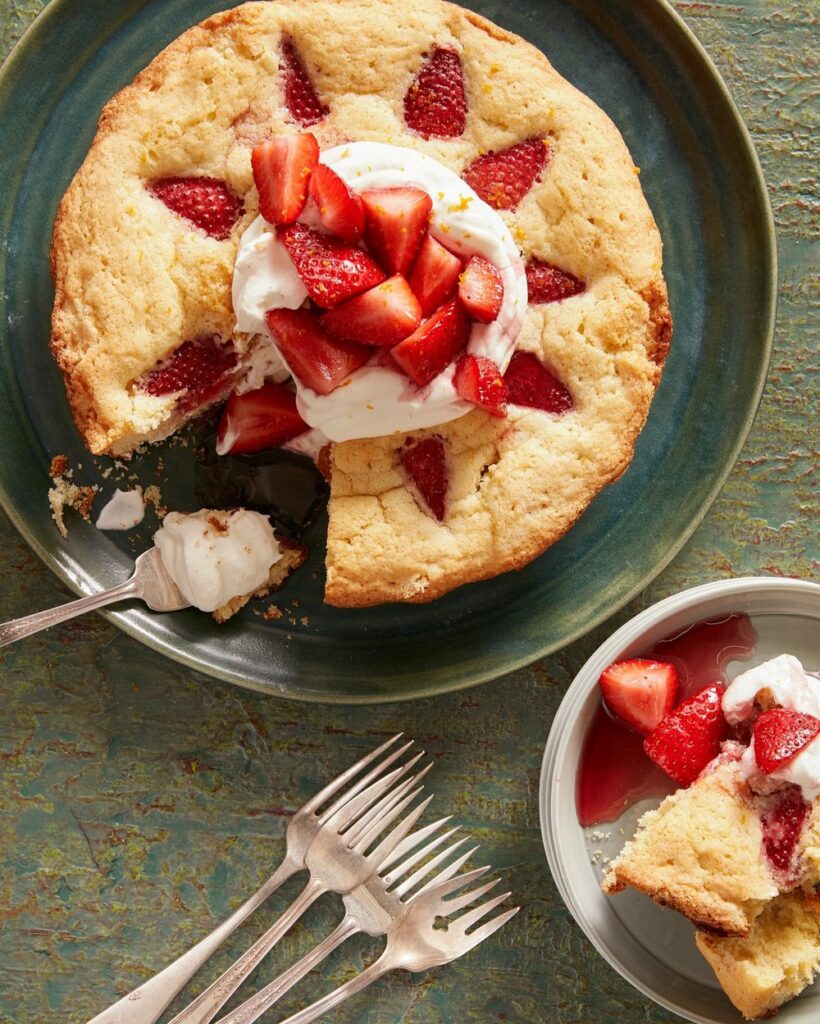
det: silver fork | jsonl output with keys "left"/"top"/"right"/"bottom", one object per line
{"left": 0, "top": 548, "right": 189, "bottom": 647}
{"left": 165, "top": 757, "right": 433, "bottom": 1024}
{"left": 242, "top": 865, "right": 519, "bottom": 1024}
{"left": 208, "top": 821, "right": 474, "bottom": 1024}
{"left": 85, "top": 735, "right": 416, "bottom": 1024}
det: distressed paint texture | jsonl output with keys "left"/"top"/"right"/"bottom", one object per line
{"left": 0, "top": 1, "right": 817, "bottom": 1022}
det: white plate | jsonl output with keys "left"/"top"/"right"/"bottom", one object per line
{"left": 539, "top": 576, "right": 820, "bottom": 1023}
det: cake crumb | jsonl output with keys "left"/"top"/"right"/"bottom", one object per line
{"left": 48, "top": 463, "right": 97, "bottom": 537}
{"left": 300, "top": 616, "right": 309, "bottom": 626}
{"left": 143, "top": 485, "right": 167, "bottom": 518}
{"left": 263, "top": 604, "right": 283, "bottom": 621}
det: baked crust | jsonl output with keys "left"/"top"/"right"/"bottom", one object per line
{"left": 50, "top": 0, "right": 671, "bottom": 605}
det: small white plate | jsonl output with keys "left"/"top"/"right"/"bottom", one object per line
{"left": 540, "top": 576, "right": 820, "bottom": 1024}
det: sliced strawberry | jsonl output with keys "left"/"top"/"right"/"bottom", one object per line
{"left": 277, "top": 223, "right": 386, "bottom": 308}
{"left": 463, "top": 137, "right": 551, "bottom": 211}
{"left": 643, "top": 683, "right": 729, "bottom": 787}
{"left": 408, "top": 234, "right": 462, "bottom": 316}
{"left": 265, "top": 308, "right": 370, "bottom": 395}
{"left": 360, "top": 187, "right": 433, "bottom": 276}
{"left": 251, "top": 133, "right": 319, "bottom": 225}
{"left": 503, "top": 351, "right": 573, "bottom": 414}
{"left": 458, "top": 255, "right": 504, "bottom": 323}
{"left": 754, "top": 710, "right": 820, "bottom": 775}
{"left": 453, "top": 354, "right": 507, "bottom": 417}
{"left": 526, "top": 258, "right": 586, "bottom": 304}
{"left": 391, "top": 298, "right": 469, "bottom": 388}
{"left": 139, "top": 337, "right": 237, "bottom": 408}
{"left": 401, "top": 437, "right": 448, "bottom": 521}
{"left": 599, "top": 659, "right": 679, "bottom": 737}
{"left": 320, "top": 275, "right": 421, "bottom": 347}
{"left": 148, "top": 178, "right": 243, "bottom": 240}
{"left": 307, "top": 163, "right": 365, "bottom": 243}
{"left": 403, "top": 47, "right": 467, "bottom": 139}
{"left": 280, "top": 37, "right": 329, "bottom": 127}
{"left": 761, "top": 788, "right": 810, "bottom": 878}
{"left": 216, "top": 383, "right": 307, "bottom": 456}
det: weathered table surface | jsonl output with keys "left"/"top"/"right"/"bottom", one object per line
{"left": 0, "top": 1, "right": 816, "bottom": 1021}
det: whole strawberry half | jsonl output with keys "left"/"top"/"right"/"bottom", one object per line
{"left": 266, "top": 308, "right": 371, "bottom": 395}
{"left": 458, "top": 255, "right": 504, "bottom": 323}
{"left": 599, "top": 659, "right": 679, "bottom": 737}
{"left": 503, "top": 351, "right": 573, "bottom": 414}
{"left": 277, "top": 223, "right": 386, "bottom": 308}
{"left": 280, "top": 37, "right": 329, "bottom": 127}
{"left": 391, "top": 298, "right": 469, "bottom": 388}
{"left": 216, "top": 382, "right": 308, "bottom": 456}
{"left": 753, "top": 709, "right": 820, "bottom": 775}
{"left": 408, "top": 234, "right": 462, "bottom": 316}
{"left": 360, "top": 187, "right": 433, "bottom": 276}
{"left": 308, "top": 163, "right": 365, "bottom": 243}
{"left": 149, "top": 177, "right": 243, "bottom": 240}
{"left": 526, "top": 258, "right": 585, "bottom": 304}
{"left": 320, "top": 275, "right": 421, "bottom": 347}
{"left": 453, "top": 354, "right": 507, "bottom": 417}
{"left": 401, "top": 436, "right": 448, "bottom": 521}
{"left": 252, "top": 133, "right": 319, "bottom": 225}
{"left": 463, "top": 137, "right": 551, "bottom": 211}
{"left": 643, "top": 683, "right": 729, "bottom": 787}
{"left": 403, "top": 47, "right": 467, "bottom": 139}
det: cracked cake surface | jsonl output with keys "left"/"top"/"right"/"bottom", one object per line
{"left": 50, "top": 0, "right": 671, "bottom": 606}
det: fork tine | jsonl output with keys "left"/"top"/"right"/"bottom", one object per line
{"left": 363, "top": 793, "right": 434, "bottom": 864}
{"left": 462, "top": 906, "right": 520, "bottom": 951}
{"left": 378, "top": 816, "right": 454, "bottom": 875}
{"left": 440, "top": 878, "right": 501, "bottom": 917}
{"left": 452, "top": 888, "right": 510, "bottom": 931}
{"left": 322, "top": 758, "right": 416, "bottom": 833}
{"left": 342, "top": 762, "right": 429, "bottom": 844}
{"left": 350, "top": 785, "right": 427, "bottom": 855}
{"left": 318, "top": 739, "right": 415, "bottom": 820}
{"left": 303, "top": 734, "right": 404, "bottom": 814}
{"left": 382, "top": 825, "right": 460, "bottom": 885}
{"left": 392, "top": 836, "right": 471, "bottom": 897}
{"left": 419, "top": 862, "right": 491, "bottom": 902}
{"left": 412, "top": 846, "right": 484, "bottom": 898}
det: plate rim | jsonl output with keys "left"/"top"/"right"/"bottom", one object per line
{"left": 539, "top": 575, "right": 820, "bottom": 1023}
{"left": 0, "top": 0, "right": 778, "bottom": 703}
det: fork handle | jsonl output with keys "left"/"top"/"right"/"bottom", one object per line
{"left": 0, "top": 577, "right": 140, "bottom": 647}
{"left": 272, "top": 953, "right": 392, "bottom": 1024}
{"left": 85, "top": 858, "right": 297, "bottom": 1024}
{"left": 213, "top": 915, "right": 361, "bottom": 1024}
{"left": 168, "top": 875, "right": 327, "bottom": 1024}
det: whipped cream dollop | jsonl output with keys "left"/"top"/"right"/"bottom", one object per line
{"left": 96, "top": 488, "right": 145, "bottom": 530}
{"left": 723, "top": 654, "right": 820, "bottom": 801}
{"left": 154, "top": 509, "right": 281, "bottom": 613}
{"left": 232, "top": 142, "right": 527, "bottom": 442}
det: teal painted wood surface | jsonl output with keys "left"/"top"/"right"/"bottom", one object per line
{"left": 0, "top": 1, "right": 816, "bottom": 1022}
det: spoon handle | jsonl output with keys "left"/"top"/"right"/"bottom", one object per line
{"left": 0, "top": 576, "right": 140, "bottom": 647}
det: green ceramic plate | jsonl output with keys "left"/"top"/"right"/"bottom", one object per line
{"left": 0, "top": 0, "right": 775, "bottom": 703}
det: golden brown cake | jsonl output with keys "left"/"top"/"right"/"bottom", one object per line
{"left": 50, "top": 0, "right": 670, "bottom": 606}
{"left": 695, "top": 892, "right": 820, "bottom": 1020}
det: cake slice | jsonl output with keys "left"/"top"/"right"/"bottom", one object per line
{"left": 602, "top": 760, "right": 779, "bottom": 936}
{"left": 695, "top": 890, "right": 820, "bottom": 1020}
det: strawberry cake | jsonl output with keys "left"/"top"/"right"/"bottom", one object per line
{"left": 598, "top": 654, "right": 820, "bottom": 1018}
{"left": 50, "top": 0, "right": 671, "bottom": 606}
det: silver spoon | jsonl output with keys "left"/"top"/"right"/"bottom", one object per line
{"left": 0, "top": 548, "right": 189, "bottom": 647}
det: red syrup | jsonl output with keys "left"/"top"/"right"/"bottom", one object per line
{"left": 576, "top": 613, "right": 758, "bottom": 827}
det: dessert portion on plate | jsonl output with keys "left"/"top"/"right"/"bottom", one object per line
{"left": 153, "top": 508, "right": 305, "bottom": 622}
{"left": 50, "top": 0, "right": 671, "bottom": 607}
{"left": 596, "top": 653, "right": 820, "bottom": 1019}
